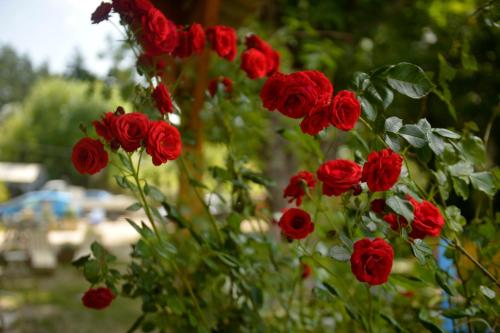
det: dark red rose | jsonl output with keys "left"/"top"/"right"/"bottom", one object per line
{"left": 383, "top": 213, "right": 408, "bottom": 232}
{"left": 152, "top": 83, "right": 173, "bottom": 114}
{"left": 140, "top": 8, "right": 178, "bottom": 55}
{"left": 316, "top": 160, "right": 362, "bottom": 196}
{"left": 91, "top": 2, "right": 112, "bottom": 24}
{"left": 72, "top": 138, "right": 109, "bottom": 175}
{"left": 300, "top": 105, "right": 331, "bottom": 135}
{"left": 241, "top": 49, "right": 268, "bottom": 79}
{"left": 82, "top": 287, "right": 115, "bottom": 310}
{"left": 283, "top": 171, "right": 316, "bottom": 206}
{"left": 301, "top": 263, "right": 312, "bottom": 279}
{"left": 350, "top": 238, "right": 394, "bottom": 286}
{"left": 362, "top": 148, "right": 403, "bottom": 192}
{"left": 245, "top": 34, "right": 280, "bottom": 75}
{"left": 370, "top": 199, "right": 386, "bottom": 214}
{"left": 173, "top": 23, "right": 206, "bottom": 58}
{"left": 278, "top": 208, "right": 314, "bottom": 240}
{"left": 352, "top": 184, "right": 362, "bottom": 196}
{"left": 206, "top": 25, "right": 237, "bottom": 61}
{"left": 208, "top": 77, "right": 233, "bottom": 97}
{"left": 261, "top": 71, "right": 333, "bottom": 119}
{"left": 260, "top": 72, "right": 286, "bottom": 111}
{"left": 407, "top": 196, "right": 445, "bottom": 239}
{"left": 112, "top": 112, "right": 149, "bottom": 152}
{"left": 145, "top": 121, "right": 182, "bottom": 165}
{"left": 330, "top": 90, "right": 361, "bottom": 131}
{"left": 93, "top": 112, "right": 117, "bottom": 142}
{"left": 137, "top": 53, "right": 166, "bottom": 77}
{"left": 112, "top": 0, "right": 153, "bottom": 22}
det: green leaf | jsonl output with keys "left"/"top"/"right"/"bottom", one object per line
{"left": 411, "top": 239, "right": 433, "bottom": 265}
{"left": 353, "top": 71, "right": 370, "bottom": 91}
{"left": 386, "top": 196, "right": 414, "bottom": 222}
{"left": 444, "top": 206, "right": 466, "bottom": 234}
{"left": 321, "top": 282, "right": 339, "bottom": 297}
{"left": 428, "top": 133, "right": 445, "bottom": 155}
{"left": 442, "top": 307, "right": 479, "bottom": 319}
{"left": 144, "top": 184, "right": 166, "bottom": 202}
{"left": 399, "top": 124, "right": 427, "bottom": 148}
{"left": 386, "top": 63, "right": 434, "bottom": 99}
{"left": 126, "top": 202, "right": 142, "bottom": 211}
{"left": 448, "top": 161, "right": 474, "bottom": 177}
{"left": 72, "top": 255, "right": 90, "bottom": 268}
{"left": 381, "top": 313, "right": 407, "bottom": 333}
{"left": 115, "top": 175, "right": 129, "bottom": 189}
{"left": 433, "top": 128, "right": 460, "bottom": 139}
{"left": 359, "top": 96, "right": 377, "bottom": 121}
{"left": 459, "top": 135, "right": 486, "bottom": 165}
{"left": 83, "top": 260, "right": 100, "bottom": 284}
{"left": 418, "top": 309, "right": 445, "bottom": 333}
{"left": 385, "top": 132, "right": 402, "bottom": 152}
{"left": 479, "top": 285, "right": 496, "bottom": 299}
{"left": 329, "top": 245, "right": 351, "bottom": 261}
{"left": 435, "top": 271, "right": 457, "bottom": 296}
{"left": 470, "top": 172, "right": 497, "bottom": 197}
{"left": 118, "top": 153, "right": 134, "bottom": 172}
{"left": 385, "top": 116, "right": 403, "bottom": 133}
{"left": 452, "top": 177, "right": 470, "bottom": 200}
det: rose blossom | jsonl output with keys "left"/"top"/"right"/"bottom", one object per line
{"left": 362, "top": 148, "right": 403, "bottom": 192}
{"left": 244, "top": 34, "right": 280, "bottom": 75}
{"left": 93, "top": 112, "right": 117, "bottom": 142}
{"left": 91, "top": 2, "right": 112, "bottom": 24}
{"left": 112, "top": 112, "right": 149, "bottom": 152}
{"left": 140, "top": 8, "right": 178, "bottom": 55}
{"left": 316, "top": 160, "right": 362, "bottom": 196}
{"left": 278, "top": 208, "right": 314, "bottom": 240}
{"left": 145, "top": 121, "right": 182, "bottom": 165}
{"left": 300, "top": 105, "right": 331, "bottom": 135}
{"left": 82, "top": 287, "right": 115, "bottom": 310}
{"left": 173, "top": 23, "right": 206, "bottom": 58}
{"left": 72, "top": 138, "right": 109, "bottom": 175}
{"left": 152, "top": 83, "right": 173, "bottom": 114}
{"left": 350, "top": 238, "right": 394, "bottom": 285}
{"left": 330, "top": 90, "right": 361, "bottom": 131}
{"left": 208, "top": 77, "right": 233, "bottom": 97}
{"left": 370, "top": 199, "right": 387, "bottom": 214}
{"left": 241, "top": 49, "right": 268, "bottom": 79}
{"left": 206, "top": 25, "right": 237, "bottom": 61}
{"left": 283, "top": 171, "right": 316, "bottom": 206}
{"left": 407, "top": 196, "right": 445, "bottom": 239}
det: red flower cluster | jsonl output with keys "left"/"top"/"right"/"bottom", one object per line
{"left": 208, "top": 77, "right": 233, "bottom": 97}
{"left": 206, "top": 26, "right": 237, "bottom": 61}
{"left": 317, "top": 160, "right": 362, "bottom": 196}
{"left": 260, "top": 70, "right": 361, "bottom": 135}
{"left": 283, "top": 171, "right": 316, "bottom": 206}
{"left": 241, "top": 34, "right": 280, "bottom": 79}
{"left": 173, "top": 23, "right": 206, "bottom": 58}
{"left": 362, "top": 148, "right": 403, "bottom": 192}
{"left": 82, "top": 287, "right": 115, "bottom": 310}
{"left": 278, "top": 208, "right": 314, "bottom": 240}
{"left": 351, "top": 238, "right": 394, "bottom": 286}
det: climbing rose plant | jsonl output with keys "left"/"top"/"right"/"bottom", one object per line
{"left": 72, "top": 1, "right": 499, "bottom": 332}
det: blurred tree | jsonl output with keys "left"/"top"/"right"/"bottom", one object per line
{"left": 65, "top": 49, "right": 96, "bottom": 82}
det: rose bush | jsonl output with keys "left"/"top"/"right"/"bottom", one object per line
{"left": 71, "top": 1, "right": 500, "bottom": 332}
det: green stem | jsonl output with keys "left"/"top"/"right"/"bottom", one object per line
{"left": 453, "top": 240, "right": 500, "bottom": 288}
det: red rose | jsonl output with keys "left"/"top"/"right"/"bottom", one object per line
{"left": 173, "top": 23, "right": 206, "bottom": 58}
{"left": 241, "top": 49, "right": 268, "bottom": 79}
{"left": 383, "top": 213, "right": 408, "bottom": 232}
{"left": 408, "top": 196, "right": 445, "bottom": 239}
{"left": 300, "top": 105, "right": 331, "bottom": 135}
{"left": 362, "top": 148, "right": 403, "bottom": 192}
{"left": 137, "top": 53, "right": 166, "bottom": 77}
{"left": 93, "top": 112, "right": 117, "bottom": 142}
{"left": 208, "top": 77, "right": 233, "bottom": 97}
{"left": 283, "top": 171, "right": 316, "bottom": 206}
{"left": 72, "top": 138, "right": 109, "bottom": 175}
{"left": 145, "top": 121, "right": 182, "bottom": 165}
{"left": 91, "top": 2, "right": 112, "bottom": 24}
{"left": 82, "top": 287, "right": 115, "bottom": 310}
{"left": 140, "top": 8, "right": 178, "bottom": 55}
{"left": 350, "top": 238, "right": 394, "bottom": 286}
{"left": 301, "top": 263, "right": 312, "bottom": 279}
{"left": 370, "top": 199, "right": 386, "bottom": 213}
{"left": 245, "top": 34, "right": 280, "bottom": 75}
{"left": 206, "top": 25, "right": 237, "bottom": 61}
{"left": 112, "top": 0, "right": 153, "bottom": 22}
{"left": 316, "top": 160, "right": 362, "bottom": 196}
{"left": 152, "top": 83, "right": 173, "bottom": 114}
{"left": 330, "top": 90, "right": 361, "bottom": 131}
{"left": 260, "top": 72, "right": 286, "bottom": 111}
{"left": 278, "top": 208, "right": 314, "bottom": 240}
{"left": 112, "top": 112, "right": 149, "bottom": 152}
{"left": 261, "top": 71, "right": 333, "bottom": 119}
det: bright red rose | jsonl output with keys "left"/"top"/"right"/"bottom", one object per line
{"left": 137, "top": 53, "right": 166, "bottom": 77}
{"left": 408, "top": 196, "right": 445, "bottom": 239}
{"left": 173, "top": 23, "right": 206, "bottom": 58}
{"left": 245, "top": 34, "right": 280, "bottom": 75}
{"left": 278, "top": 208, "right": 314, "bottom": 240}
{"left": 91, "top": 2, "right": 112, "bottom": 24}
{"left": 112, "top": 112, "right": 149, "bottom": 152}
{"left": 301, "top": 263, "right": 312, "bottom": 279}
{"left": 362, "top": 148, "right": 403, "bottom": 192}
{"left": 303, "top": 70, "right": 333, "bottom": 108}
{"left": 140, "top": 8, "right": 178, "bottom": 55}
{"left": 283, "top": 171, "right": 316, "bottom": 206}
{"left": 72, "top": 138, "right": 109, "bottom": 175}
{"left": 82, "top": 287, "right": 115, "bottom": 310}
{"left": 206, "top": 25, "right": 237, "bottom": 61}
{"left": 370, "top": 199, "right": 386, "bottom": 214}
{"left": 145, "top": 121, "right": 182, "bottom": 165}
{"left": 241, "top": 49, "right": 268, "bottom": 79}
{"left": 350, "top": 238, "right": 394, "bottom": 286}
{"left": 93, "top": 112, "right": 117, "bottom": 142}
{"left": 260, "top": 72, "right": 286, "bottom": 110}
{"left": 330, "top": 90, "right": 361, "bottom": 131}
{"left": 208, "top": 77, "right": 233, "bottom": 97}
{"left": 300, "top": 105, "right": 331, "bottom": 135}
{"left": 152, "top": 83, "right": 173, "bottom": 114}
{"left": 316, "top": 160, "right": 362, "bottom": 196}
{"left": 383, "top": 213, "right": 408, "bottom": 232}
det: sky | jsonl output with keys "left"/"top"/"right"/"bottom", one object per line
{"left": 0, "top": 0, "right": 122, "bottom": 76}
